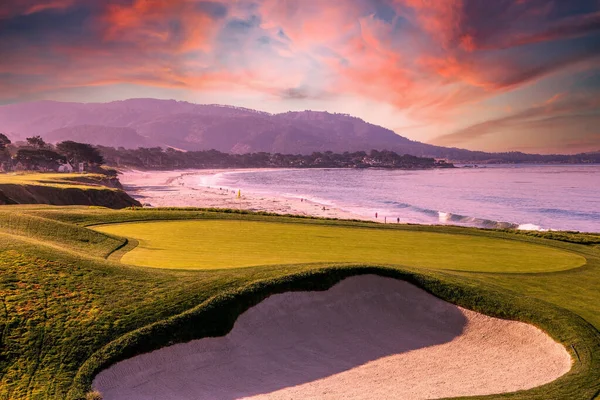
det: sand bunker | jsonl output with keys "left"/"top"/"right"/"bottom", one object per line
{"left": 93, "top": 275, "right": 571, "bottom": 400}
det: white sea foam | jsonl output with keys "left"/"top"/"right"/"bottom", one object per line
{"left": 517, "top": 224, "right": 547, "bottom": 231}
{"left": 438, "top": 212, "right": 451, "bottom": 222}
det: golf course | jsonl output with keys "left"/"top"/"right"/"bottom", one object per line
{"left": 1, "top": 206, "right": 600, "bottom": 399}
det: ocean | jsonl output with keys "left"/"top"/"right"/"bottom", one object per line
{"left": 201, "top": 165, "right": 600, "bottom": 233}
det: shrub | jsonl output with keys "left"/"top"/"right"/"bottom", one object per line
{"left": 85, "top": 390, "right": 103, "bottom": 400}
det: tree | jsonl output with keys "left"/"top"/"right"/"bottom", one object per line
{"left": 0, "top": 133, "right": 10, "bottom": 150}
{"left": 0, "top": 133, "right": 11, "bottom": 166}
{"left": 26, "top": 135, "right": 47, "bottom": 149}
{"left": 56, "top": 141, "right": 104, "bottom": 165}
{"left": 15, "top": 149, "right": 66, "bottom": 170}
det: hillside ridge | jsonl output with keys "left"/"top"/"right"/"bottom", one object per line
{"left": 1, "top": 99, "right": 599, "bottom": 163}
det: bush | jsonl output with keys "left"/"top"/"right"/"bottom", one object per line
{"left": 85, "top": 390, "right": 103, "bottom": 400}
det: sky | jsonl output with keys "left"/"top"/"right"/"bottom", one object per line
{"left": 0, "top": 0, "right": 599, "bottom": 154}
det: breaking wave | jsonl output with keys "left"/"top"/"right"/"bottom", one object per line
{"left": 378, "top": 201, "right": 520, "bottom": 229}
{"left": 414, "top": 208, "right": 546, "bottom": 230}
{"left": 435, "top": 211, "right": 518, "bottom": 229}
{"left": 517, "top": 223, "right": 547, "bottom": 231}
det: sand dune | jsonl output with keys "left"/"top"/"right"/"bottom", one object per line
{"left": 93, "top": 275, "right": 571, "bottom": 400}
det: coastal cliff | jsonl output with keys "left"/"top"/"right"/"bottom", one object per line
{"left": 0, "top": 173, "right": 140, "bottom": 209}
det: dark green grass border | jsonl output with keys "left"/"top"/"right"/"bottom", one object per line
{"left": 69, "top": 265, "right": 600, "bottom": 400}
{"left": 104, "top": 237, "right": 139, "bottom": 262}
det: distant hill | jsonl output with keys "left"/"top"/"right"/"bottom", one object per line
{"left": 0, "top": 99, "right": 424, "bottom": 154}
{"left": 0, "top": 98, "right": 598, "bottom": 163}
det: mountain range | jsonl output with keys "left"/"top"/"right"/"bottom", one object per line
{"left": 0, "top": 98, "right": 597, "bottom": 163}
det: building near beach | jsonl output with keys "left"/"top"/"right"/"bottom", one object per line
{"left": 58, "top": 163, "right": 74, "bottom": 173}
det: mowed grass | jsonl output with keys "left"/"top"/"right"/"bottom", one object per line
{"left": 93, "top": 220, "right": 585, "bottom": 272}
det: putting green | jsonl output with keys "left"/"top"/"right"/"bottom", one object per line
{"left": 93, "top": 220, "right": 585, "bottom": 272}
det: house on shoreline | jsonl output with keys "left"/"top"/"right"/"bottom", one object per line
{"left": 58, "top": 162, "right": 74, "bottom": 173}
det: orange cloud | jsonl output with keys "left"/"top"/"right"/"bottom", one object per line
{"left": 418, "top": 56, "right": 488, "bottom": 88}
{"left": 102, "top": 0, "right": 222, "bottom": 53}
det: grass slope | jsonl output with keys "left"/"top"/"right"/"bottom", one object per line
{"left": 0, "top": 173, "right": 139, "bottom": 208}
{"left": 0, "top": 206, "right": 599, "bottom": 400}
{"left": 93, "top": 220, "right": 584, "bottom": 272}
{"left": 0, "top": 173, "right": 113, "bottom": 189}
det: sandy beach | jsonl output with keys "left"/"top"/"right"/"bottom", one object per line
{"left": 119, "top": 169, "right": 372, "bottom": 221}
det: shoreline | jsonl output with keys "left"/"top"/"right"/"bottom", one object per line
{"left": 118, "top": 168, "right": 600, "bottom": 233}
{"left": 119, "top": 169, "right": 375, "bottom": 221}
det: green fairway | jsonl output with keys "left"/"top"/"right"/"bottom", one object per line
{"left": 1, "top": 206, "right": 599, "bottom": 400}
{"left": 93, "top": 220, "right": 585, "bottom": 272}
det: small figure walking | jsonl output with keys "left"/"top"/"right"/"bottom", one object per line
{"left": 375, "top": 212, "right": 378, "bottom": 218}
{"left": 397, "top": 217, "right": 400, "bottom": 223}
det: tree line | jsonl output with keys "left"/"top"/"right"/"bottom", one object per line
{"left": 98, "top": 146, "right": 453, "bottom": 170}
{"left": 0, "top": 134, "right": 453, "bottom": 172}
{"left": 0, "top": 134, "right": 104, "bottom": 172}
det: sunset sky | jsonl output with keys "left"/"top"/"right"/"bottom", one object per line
{"left": 1, "top": 0, "right": 599, "bottom": 153}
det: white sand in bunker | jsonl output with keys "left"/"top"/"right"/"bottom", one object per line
{"left": 93, "top": 275, "right": 572, "bottom": 400}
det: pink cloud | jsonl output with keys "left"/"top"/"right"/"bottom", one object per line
{"left": 1, "top": 0, "right": 599, "bottom": 147}
{"left": 259, "top": 0, "right": 365, "bottom": 48}
{"left": 102, "top": 0, "right": 222, "bottom": 53}
{"left": 393, "top": 0, "right": 465, "bottom": 49}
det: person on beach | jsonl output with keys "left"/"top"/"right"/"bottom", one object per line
{"left": 375, "top": 212, "right": 378, "bottom": 218}
{"left": 397, "top": 217, "right": 400, "bottom": 223}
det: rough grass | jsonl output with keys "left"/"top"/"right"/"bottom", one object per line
{"left": 0, "top": 206, "right": 599, "bottom": 400}
{"left": 0, "top": 210, "right": 124, "bottom": 258}
{"left": 93, "top": 220, "right": 585, "bottom": 272}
